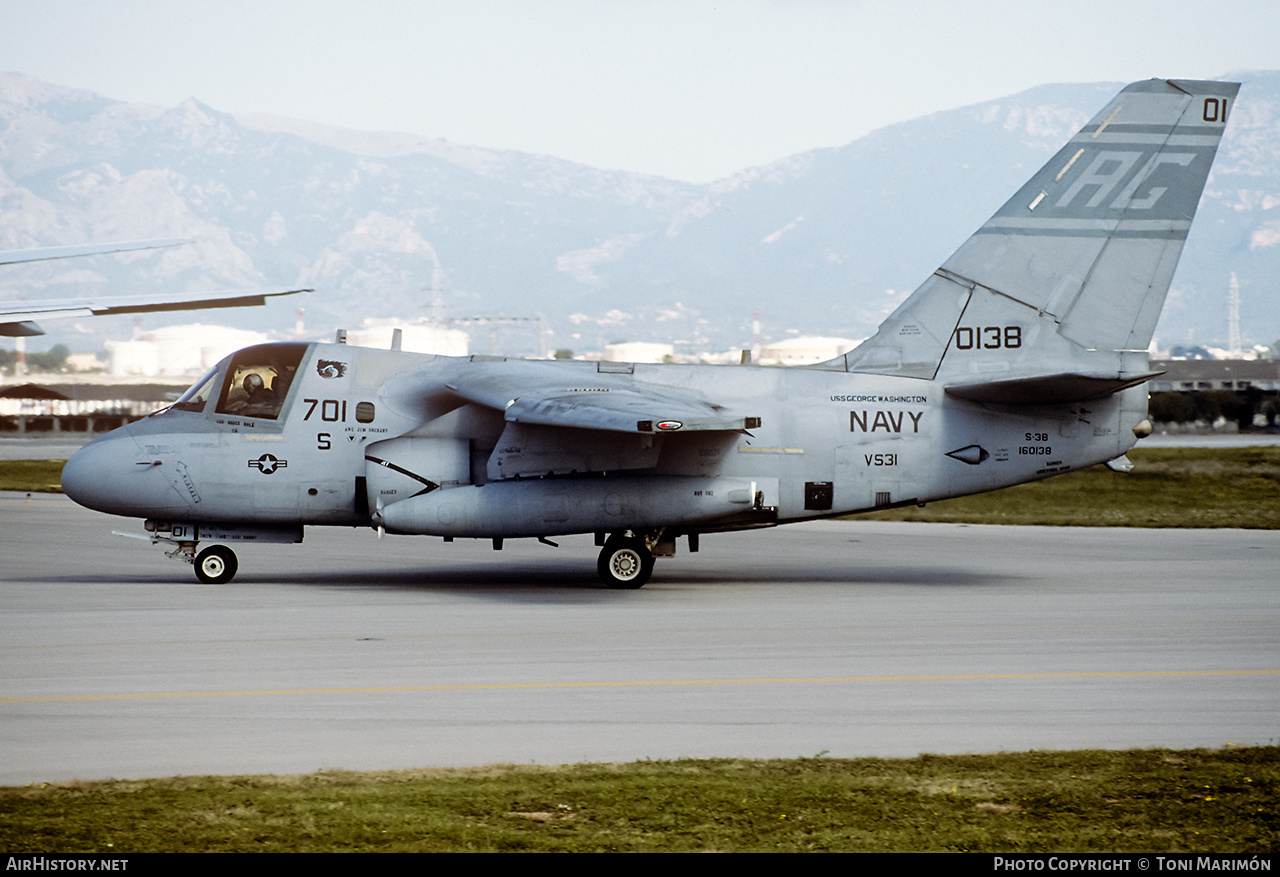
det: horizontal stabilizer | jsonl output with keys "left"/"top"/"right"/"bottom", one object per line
{"left": 944, "top": 371, "right": 1162, "bottom": 404}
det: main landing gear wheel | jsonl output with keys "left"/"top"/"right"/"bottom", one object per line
{"left": 597, "top": 537, "right": 654, "bottom": 589}
{"left": 194, "top": 544, "right": 238, "bottom": 585}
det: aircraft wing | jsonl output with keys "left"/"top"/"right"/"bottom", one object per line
{"left": 0, "top": 287, "right": 312, "bottom": 336}
{"left": 444, "top": 361, "right": 760, "bottom": 433}
{"left": 0, "top": 238, "right": 190, "bottom": 266}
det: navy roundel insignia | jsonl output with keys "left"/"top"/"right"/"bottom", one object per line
{"left": 249, "top": 454, "right": 287, "bottom": 475}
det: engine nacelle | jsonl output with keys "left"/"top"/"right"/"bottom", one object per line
{"left": 376, "top": 475, "right": 777, "bottom": 538}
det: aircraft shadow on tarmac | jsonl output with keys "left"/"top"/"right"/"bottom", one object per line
{"left": 33, "top": 560, "right": 1018, "bottom": 595}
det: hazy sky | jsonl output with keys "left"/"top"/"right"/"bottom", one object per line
{"left": 1, "top": 0, "right": 1276, "bottom": 182}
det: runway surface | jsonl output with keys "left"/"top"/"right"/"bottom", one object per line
{"left": 1, "top": 491, "right": 1276, "bottom": 785}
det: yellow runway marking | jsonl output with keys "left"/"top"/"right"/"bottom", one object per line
{"left": 3, "top": 669, "right": 1276, "bottom": 704}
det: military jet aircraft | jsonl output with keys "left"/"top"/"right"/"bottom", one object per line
{"left": 0, "top": 237, "right": 309, "bottom": 336}
{"left": 61, "top": 78, "right": 1238, "bottom": 587}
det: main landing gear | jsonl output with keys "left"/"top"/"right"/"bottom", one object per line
{"left": 597, "top": 534, "right": 655, "bottom": 589}
{"left": 595, "top": 529, "right": 687, "bottom": 589}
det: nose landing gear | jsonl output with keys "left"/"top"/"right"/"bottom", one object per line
{"left": 194, "top": 544, "right": 238, "bottom": 585}
{"left": 135, "top": 520, "right": 304, "bottom": 584}
{"left": 154, "top": 539, "right": 238, "bottom": 584}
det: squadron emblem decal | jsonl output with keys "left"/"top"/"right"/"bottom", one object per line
{"left": 317, "top": 360, "right": 347, "bottom": 379}
{"left": 249, "top": 454, "right": 287, "bottom": 475}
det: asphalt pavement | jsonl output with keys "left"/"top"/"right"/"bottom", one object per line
{"left": 2, "top": 491, "right": 1275, "bottom": 784}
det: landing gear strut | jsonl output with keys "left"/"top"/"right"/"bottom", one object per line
{"left": 597, "top": 534, "right": 655, "bottom": 589}
{"left": 139, "top": 520, "right": 301, "bottom": 585}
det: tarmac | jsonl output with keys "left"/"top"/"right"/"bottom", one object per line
{"left": 1, "top": 490, "right": 1276, "bottom": 784}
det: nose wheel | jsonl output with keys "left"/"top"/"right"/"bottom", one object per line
{"left": 194, "top": 544, "right": 238, "bottom": 584}
{"left": 597, "top": 536, "right": 654, "bottom": 589}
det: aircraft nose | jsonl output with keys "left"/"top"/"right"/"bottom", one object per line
{"left": 62, "top": 431, "right": 193, "bottom": 518}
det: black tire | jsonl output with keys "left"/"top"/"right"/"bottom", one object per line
{"left": 597, "top": 537, "right": 653, "bottom": 589}
{"left": 194, "top": 544, "right": 238, "bottom": 584}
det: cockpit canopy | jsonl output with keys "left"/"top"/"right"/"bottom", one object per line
{"left": 166, "top": 343, "right": 308, "bottom": 421}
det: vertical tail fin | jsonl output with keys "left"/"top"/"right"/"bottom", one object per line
{"left": 827, "top": 78, "right": 1238, "bottom": 386}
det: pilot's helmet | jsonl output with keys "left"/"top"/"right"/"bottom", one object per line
{"left": 243, "top": 373, "right": 265, "bottom": 393}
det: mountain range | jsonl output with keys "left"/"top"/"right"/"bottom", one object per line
{"left": 1, "top": 70, "right": 1276, "bottom": 359}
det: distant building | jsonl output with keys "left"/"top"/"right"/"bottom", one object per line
{"left": 65, "top": 353, "right": 106, "bottom": 372}
{"left": 1148, "top": 359, "right": 1280, "bottom": 393}
{"left": 107, "top": 324, "right": 269, "bottom": 377}
{"left": 604, "top": 341, "right": 674, "bottom": 364}
{"left": 346, "top": 318, "right": 469, "bottom": 356}
{"left": 758, "top": 336, "right": 861, "bottom": 366}
{"left": 0, "top": 374, "right": 190, "bottom": 433}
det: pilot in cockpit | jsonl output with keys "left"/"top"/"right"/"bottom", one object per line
{"left": 211, "top": 343, "right": 307, "bottom": 421}
{"left": 222, "top": 369, "right": 281, "bottom": 417}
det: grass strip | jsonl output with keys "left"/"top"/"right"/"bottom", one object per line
{"left": 1, "top": 747, "right": 1274, "bottom": 852}
{"left": 0, "top": 459, "right": 66, "bottom": 493}
{"left": 856, "top": 446, "right": 1280, "bottom": 528}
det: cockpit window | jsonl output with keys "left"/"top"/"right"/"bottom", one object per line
{"left": 215, "top": 343, "right": 307, "bottom": 421}
{"left": 169, "top": 366, "right": 220, "bottom": 413}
